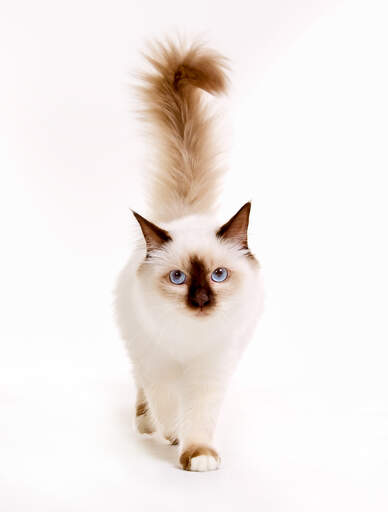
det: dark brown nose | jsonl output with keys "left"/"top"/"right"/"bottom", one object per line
{"left": 190, "top": 288, "right": 210, "bottom": 308}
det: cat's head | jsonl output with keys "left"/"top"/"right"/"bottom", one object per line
{"left": 133, "top": 203, "right": 259, "bottom": 321}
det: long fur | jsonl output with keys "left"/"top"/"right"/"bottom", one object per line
{"left": 115, "top": 38, "right": 264, "bottom": 472}
{"left": 137, "top": 39, "right": 229, "bottom": 222}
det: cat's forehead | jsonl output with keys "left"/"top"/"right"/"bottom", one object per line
{"left": 165, "top": 217, "right": 219, "bottom": 256}
{"left": 154, "top": 232, "right": 236, "bottom": 272}
{"left": 168, "top": 245, "right": 226, "bottom": 270}
{"left": 145, "top": 214, "right": 246, "bottom": 271}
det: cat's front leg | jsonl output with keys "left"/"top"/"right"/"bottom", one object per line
{"left": 178, "top": 371, "right": 226, "bottom": 472}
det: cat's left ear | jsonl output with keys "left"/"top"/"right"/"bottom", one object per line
{"left": 216, "top": 202, "right": 251, "bottom": 249}
{"left": 132, "top": 211, "right": 172, "bottom": 254}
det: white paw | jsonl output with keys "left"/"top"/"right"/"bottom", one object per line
{"left": 189, "top": 454, "right": 220, "bottom": 472}
{"left": 180, "top": 444, "right": 220, "bottom": 471}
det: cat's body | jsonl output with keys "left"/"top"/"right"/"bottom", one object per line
{"left": 115, "top": 40, "right": 264, "bottom": 471}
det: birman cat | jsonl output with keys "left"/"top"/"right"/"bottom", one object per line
{"left": 115, "top": 39, "right": 264, "bottom": 471}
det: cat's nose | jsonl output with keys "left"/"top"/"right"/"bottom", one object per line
{"left": 191, "top": 289, "right": 210, "bottom": 308}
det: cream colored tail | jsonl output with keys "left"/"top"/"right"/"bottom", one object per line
{"left": 138, "top": 39, "right": 229, "bottom": 222}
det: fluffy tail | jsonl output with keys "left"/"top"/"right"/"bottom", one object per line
{"left": 137, "top": 39, "right": 229, "bottom": 222}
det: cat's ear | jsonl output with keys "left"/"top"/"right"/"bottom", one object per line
{"left": 216, "top": 202, "right": 251, "bottom": 249}
{"left": 132, "top": 211, "right": 172, "bottom": 254}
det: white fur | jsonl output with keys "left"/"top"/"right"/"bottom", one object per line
{"left": 115, "top": 214, "right": 264, "bottom": 470}
{"left": 190, "top": 455, "right": 219, "bottom": 472}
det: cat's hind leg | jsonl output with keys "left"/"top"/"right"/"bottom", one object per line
{"left": 135, "top": 387, "right": 155, "bottom": 435}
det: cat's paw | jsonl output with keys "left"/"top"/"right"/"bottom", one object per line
{"left": 165, "top": 433, "right": 179, "bottom": 446}
{"left": 135, "top": 402, "right": 155, "bottom": 435}
{"left": 179, "top": 444, "right": 220, "bottom": 472}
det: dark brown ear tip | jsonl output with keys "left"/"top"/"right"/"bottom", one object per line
{"left": 241, "top": 201, "right": 252, "bottom": 220}
{"left": 233, "top": 201, "right": 251, "bottom": 216}
{"left": 243, "top": 201, "right": 251, "bottom": 210}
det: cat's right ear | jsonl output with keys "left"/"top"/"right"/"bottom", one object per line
{"left": 132, "top": 211, "right": 172, "bottom": 255}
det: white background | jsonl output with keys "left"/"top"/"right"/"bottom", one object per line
{"left": 1, "top": 0, "right": 387, "bottom": 510}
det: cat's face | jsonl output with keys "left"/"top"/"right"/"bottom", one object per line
{"left": 134, "top": 203, "right": 259, "bottom": 320}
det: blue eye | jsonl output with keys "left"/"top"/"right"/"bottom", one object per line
{"left": 169, "top": 270, "right": 186, "bottom": 285}
{"left": 211, "top": 267, "right": 228, "bottom": 282}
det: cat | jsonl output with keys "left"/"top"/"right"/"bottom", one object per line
{"left": 115, "top": 39, "right": 264, "bottom": 471}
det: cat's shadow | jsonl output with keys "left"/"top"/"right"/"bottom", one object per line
{"left": 116, "top": 405, "right": 178, "bottom": 467}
